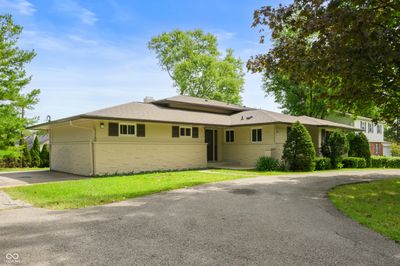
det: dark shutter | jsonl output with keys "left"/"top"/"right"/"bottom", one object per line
{"left": 192, "top": 127, "right": 199, "bottom": 138}
{"left": 172, "top": 126, "right": 179, "bottom": 138}
{"left": 225, "top": 131, "right": 229, "bottom": 142}
{"left": 137, "top": 124, "right": 145, "bottom": 137}
{"left": 108, "top": 122, "right": 119, "bottom": 136}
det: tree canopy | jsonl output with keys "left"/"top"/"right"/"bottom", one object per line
{"left": 148, "top": 29, "right": 244, "bottom": 104}
{"left": 248, "top": 0, "right": 400, "bottom": 123}
{"left": 263, "top": 75, "right": 329, "bottom": 118}
{"left": 0, "top": 15, "right": 40, "bottom": 153}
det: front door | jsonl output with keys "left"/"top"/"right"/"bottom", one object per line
{"left": 205, "top": 129, "right": 218, "bottom": 161}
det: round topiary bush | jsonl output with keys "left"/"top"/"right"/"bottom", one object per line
{"left": 282, "top": 121, "right": 316, "bottom": 171}
{"left": 348, "top": 132, "right": 371, "bottom": 167}
{"left": 256, "top": 156, "right": 279, "bottom": 171}
{"left": 321, "top": 130, "right": 349, "bottom": 168}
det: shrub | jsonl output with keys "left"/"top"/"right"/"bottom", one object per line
{"left": 282, "top": 121, "right": 316, "bottom": 171}
{"left": 256, "top": 156, "right": 279, "bottom": 171}
{"left": 392, "top": 143, "right": 400, "bottom": 157}
{"left": 387, "top": 157, "right": 400, "bottom": 168}
{"left": 347, "top": 132, "right": 371, "bottom": 166}
{"left": 30, "top": 136, "right": 41, "bottom": 167}
{"left": 371, "top": 156, "right": 389, "bottom": 168}
{"left": 342, "top": 157, "right": 367, "bottom": 168}
{"left": 322, "top": 130, "right": 349, "bottom": 168}
{"left": 21, "top": 140, "right": 31, "bottom": 167}
{"left": 315, "top": 157, "right": 331, "bottom": 170}
{"left": 0, "top": 148, "right": 20, "bottom": 168}
{"left": 40, "top": 144, "right": 49, "bottom": 167}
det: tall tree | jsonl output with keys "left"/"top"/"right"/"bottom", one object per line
{"left": 0, "top": 15, "right": 40, "bottom": 153}
{"left": 263, "top": 75, "right": 330, "bottom": 118}
{"left": 148, "top": 29, "right": 244, "bottom": 104}
{"left": 30, "top": 135, "right": 40, "bottom": 167}
{"left": 248, "top": 0, "right": 400, "bottom": 123}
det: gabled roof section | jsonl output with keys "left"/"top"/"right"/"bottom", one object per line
{"left": 83, "top": 101, "right": 230, "bottom": 125}
{"left": 153, "top": 95, "right": 251, "bottom": 114}
{"left": 229, "top": 109, "right": 358, "bottom": 130}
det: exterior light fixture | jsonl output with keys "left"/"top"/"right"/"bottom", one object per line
{"left": 100, "top": 123, "right": 105, "bottom": 129}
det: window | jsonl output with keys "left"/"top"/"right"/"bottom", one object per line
{"left": 374, "top": 143, "right": 380, "bottom": 155}
{"left": 360, "top": 121, "right": 366, "bottom": 132}
{"left": 192, "top": 127, "right": 199, "bottom": 138}
{"left": 137, "top": 124, "right": 146, "bottom": 137}
{"left": 368, "top": 123, "right": 373, "bottom": 133}
{"left": 172, "top": 126, "right": 179, "bottom": 138}
{"left": 225, "top": 130, "right": 235, "bottom": 143}
{"left": 180, "top": 127, "right": 191, "bottom": 137}
{"left": 251, "top": 128, "right": 262, "bottom": 143}
{"left": 108, "top": 122, "right": 119, "bottom": 136}
{"left": 120, "top": 124, "right": 135, "bottom": 136}
{"left": 377, "top": 124, "right": 382, "bottom": 134}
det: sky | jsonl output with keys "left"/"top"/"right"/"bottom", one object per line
{"left": 0, "top": 0, "right": 290, "bottom": 122}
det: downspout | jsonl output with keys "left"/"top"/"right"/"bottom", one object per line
{"left": 69, "top": 121, "right": 96, "bottom": 176}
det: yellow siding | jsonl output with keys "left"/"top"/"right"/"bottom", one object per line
{"left": 94, "top": 142, "right": 206, "bottom": 175}
{"left": 94, "top": 121, "right": 206, "bottom": 175}
{"left": 49, "top": 120, "right": 95, "bottom": 176}
{"left": 221, "top": 125, "right": 287, "bottom": 166}
{"left": 51, "top": 143, "right": 92, "bottom": 176}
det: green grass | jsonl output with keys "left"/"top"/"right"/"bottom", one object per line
{"left": 329, "top": 178, "right": 400, "bottom": 242}
{"left": 3, "top": 170, "right": 252, "bottom": 210}
{"left": 208, "top": 168, "right": 386, "bottom": 176}
{"left": 0, "top": 167, "right": 48, "bottom": 172}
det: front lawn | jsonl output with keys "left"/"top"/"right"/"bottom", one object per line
{"left": 3, "top": 170, "right": 251, "bottom": 210}
{"left": 329, "top": 178, "right": 400, "bottom": 242}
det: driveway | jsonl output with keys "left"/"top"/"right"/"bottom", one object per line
{"left": 0, "top": 170, "right": 85, "bottom": 188}
{"left": 1, "top": 170, "right": 400, "bottom": 265}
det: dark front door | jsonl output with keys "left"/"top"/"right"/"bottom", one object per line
{"left": 205, "top": 129, "right": 218, "bottom": 161}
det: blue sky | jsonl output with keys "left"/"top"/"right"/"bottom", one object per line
{"left": 0, "top": 0, "right": 290, "bottom": 121}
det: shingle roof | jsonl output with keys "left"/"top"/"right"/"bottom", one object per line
{"left": 30, "top": 96, "right": 358, "bottom": 130}
{"left": 153, "top": 95, "right": 251, "bottom": 112}
{"left": 83, "top": 101, "right": 231, "bottom": 126}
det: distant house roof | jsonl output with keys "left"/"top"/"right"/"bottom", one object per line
{"left": 30, "top": 95, "right": 358, "bottom": 130}
{"left": 21, "top": 134, "right": 49, "bottom": 149}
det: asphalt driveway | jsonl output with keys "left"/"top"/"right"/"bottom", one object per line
{"left": 1, "top": 170, "right": 400, "bottom": 265}
{"left": 0, "top": 170, "right": 85, "bottom": 188}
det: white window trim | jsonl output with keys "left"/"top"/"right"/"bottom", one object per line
{"left": 119, "top": 123, "right": 136, "bottom": 137}
{"left": 224, "top": 129, "right": 235, "bottom": 143}
{"left": 179, "top": 126, "right": 192, "bottom": 137}
{"left": 251, "top": 127, "right": 263, "bottom": 143}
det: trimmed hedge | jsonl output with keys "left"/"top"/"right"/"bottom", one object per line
{"left": 371, "top": 156, "right": 389, "bottom": 168}
{"left": 256, "top": 156, "right": 279, "bottom": 171}
{"left": 315, "top": 157, "right": 331, "bottom": 170}
{"left": 342, "top": 157, "right": 367, "bottom": 168}
{"left": 371, "top": 156, "right": 400, "bottom": 168}
{"left": 387, "top": 157, "right": 400, "bottom": 168}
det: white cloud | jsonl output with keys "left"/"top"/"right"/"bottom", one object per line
{"left": 0, "top": 0, "right": 35, "bottom": 15}
{"left": 55, "top": 0, "right": 98, "bottom": 25}
{"left": 79, "top": 9, "right": 97, "bottom": 25}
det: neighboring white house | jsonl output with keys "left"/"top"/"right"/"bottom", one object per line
{"left": 325, "top": 113, "right": 386, "bottom": 156}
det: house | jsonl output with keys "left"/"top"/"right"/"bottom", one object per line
{"left": 325, "top": 113, "right": 385, "bottom": 156}
{"left": 30, "top": 95, "right": 357, "bottom": 176}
